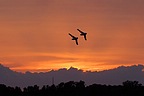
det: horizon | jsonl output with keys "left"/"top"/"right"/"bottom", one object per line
{"left": 0, "top": 0, "right": 144, "bottom": 73}
{"left": 0, "top": 63, "right": 143, "bottom": 73}
{"left": 1, "top": 63, "right": 144, "bottom": 88}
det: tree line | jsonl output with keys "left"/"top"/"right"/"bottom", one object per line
{"left": 0, "top": 80, "right": 144, "bottom": 96}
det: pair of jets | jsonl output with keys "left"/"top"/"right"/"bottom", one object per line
{"left": 69, "top": 29, "right": 87, "bottom": 45}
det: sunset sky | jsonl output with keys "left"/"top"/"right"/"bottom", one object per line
{"left": 0, "top": 0, "right": 144, "bottom": 73}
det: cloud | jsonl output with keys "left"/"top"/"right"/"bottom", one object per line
{"left": 0, "top": 64, "right": 144, "bottom": 88}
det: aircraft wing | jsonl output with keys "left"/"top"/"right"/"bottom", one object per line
{"left": 77, "top": 29, "right": 83, "bottom": 33}
{"left": 69, "top": 33, "right": 74, "bottom": 37}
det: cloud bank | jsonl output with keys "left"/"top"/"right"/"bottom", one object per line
{"left": 0, "top": 64, "right": 144, "bottom": 88}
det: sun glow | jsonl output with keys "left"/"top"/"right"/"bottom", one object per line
{"left": 0, "top": 0, "right": 144, "bottom": 73}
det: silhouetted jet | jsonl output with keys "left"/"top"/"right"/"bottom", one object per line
{"left": 77, "top": 29, "right": 87, "bottom": 40}
{"left": 69, "top": 33, "right": 78, "bottom": 45}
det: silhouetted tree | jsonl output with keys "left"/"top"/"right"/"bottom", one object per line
{"left": 23, "top": 85, "right": 39, "bottom": 96}
{"left": 48, "top": 84, "right": 56, "bottom": 96}
{"left": 13, "top": 86, "right": 22, "bottom": 96}
{"left": 123, "top": 80, "right": 142, "bottom": 87}
{"left": 122, "top": 80, "right": 143, "bottom": 96}
{"left": 76, "top": 80, "right": 85, "bottom": 88}
{"left": 40, "top": 85, "right": 50, "bottom": 96}
{"left": 1, "top": 80, "right": 144, "bottom": 96}
{"left": 0, "top": 84, "right": 10, "bottom": 95}
{"left": 75, "top": 80, "right": 85, "bottom": 96}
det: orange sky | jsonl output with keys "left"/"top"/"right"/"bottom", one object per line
{"left": 0, "top": 0, "right": 144, "bottom": 73}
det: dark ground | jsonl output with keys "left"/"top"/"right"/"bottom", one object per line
{"left": 0, "top": 80, "right": 144, "bottom": 96}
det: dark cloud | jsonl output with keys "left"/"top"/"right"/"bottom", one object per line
{"left": 0, "top": 64, "right": 144, "bottom": 88}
